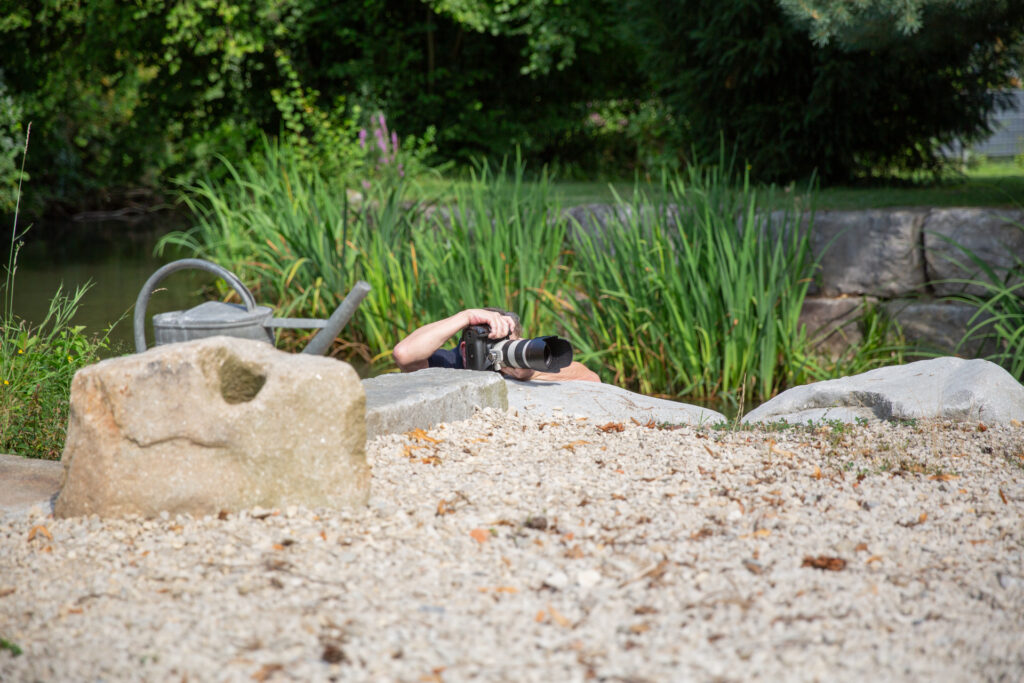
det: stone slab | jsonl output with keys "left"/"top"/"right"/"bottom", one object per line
{"left": 505, "top": 378, "right": 726, "bottom": 426}
{"left": 799, "top": 296, "right": 876, "bottom": 356}
{"left": 362, "top": 368, "right": 508, "bottom": 439}
{"left": 923, "top": 208, "right": 1024, "bottom": 297}
{"left": 810, "top": 209, "right": 927, "bottom": 298}
{"left": 0, "top": 454, "right": 61, "bottom": 517}
{"left": 884, "top": 298, "right": 997, "bottom": 355}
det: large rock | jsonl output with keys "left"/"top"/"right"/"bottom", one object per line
{"left": 362, "top": 368, "right": 508, "bottom": 439}
{"left": 506, "top": 379, "right": 725, "bottom": 426}
{"left": 923, "top": 208, "right": 1024, "bottom": 297}
{"left": 742, "top": 357, "right": 1024, "bottom": 425}
{"left": 55, "top": 337, "right": 369, "bottom": 518}
{"left": 810, "top": 210, "right": 927, "bottom": 297}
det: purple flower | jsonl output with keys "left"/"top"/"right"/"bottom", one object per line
{"left": 358, "top": 128, "right": 367, "bottom": 149}
{"left": 374, "top": 127, "right": 387, "bottom": 155}
{"left": 391, "top": 131, "right": 399, "bottom": 155}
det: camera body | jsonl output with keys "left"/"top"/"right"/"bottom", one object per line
{"left": 461, "top": 324, "right": 573, "bottom": 373}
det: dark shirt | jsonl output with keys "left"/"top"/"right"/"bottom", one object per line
{"left": 427, "top": 347, "right": 464, "bottom": 369}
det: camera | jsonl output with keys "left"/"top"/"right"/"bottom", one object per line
{"left": 461, "top": 324, "right": 573, "bottom": 373}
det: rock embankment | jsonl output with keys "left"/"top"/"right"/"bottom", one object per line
{"left": 2, "top": 410, "right": 1022, "bottom": 680}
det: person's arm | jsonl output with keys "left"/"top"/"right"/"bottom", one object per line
{"left": 392, "top": 309, "right": 519, "bottom": 372}
{"left": 501, "top": 361, "right": 601, "bottom": 383}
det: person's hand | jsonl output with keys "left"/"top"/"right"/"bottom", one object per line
{"left": 462, "top": 309, "right": 518, "bottom": 339}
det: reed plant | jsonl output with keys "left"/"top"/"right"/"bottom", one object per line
{"left": 413, "top": 156, "right": 568, "bottom": 336}
{"left": 2, "top": 124, "right": 112, "bottom": 458}
{"left": 166, "top": 139, "right": 880, "bottom": 408}
{"left": 937, "top": 223, "right": 1024, "bottom": 381}
{"left": 159, "top": 138, "right": 425, "bottom": 364}
{"left": 563, "top": 161, "right": 818, "bottom": 404}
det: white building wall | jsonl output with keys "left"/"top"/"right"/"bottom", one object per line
{"left": 972, "top": 89, "right": 1024, "bottom": 158}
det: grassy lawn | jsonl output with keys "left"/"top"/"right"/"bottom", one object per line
{"left": 537, "top": 160, "right": 1024, "bottom": 209}
{"left": 411, "top": 159, "right": 1024, "bottom": 209}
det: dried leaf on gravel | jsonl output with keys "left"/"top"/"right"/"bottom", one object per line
{"left": 703, "top": 444, "right": 718, "bottom": 457}
{"left": 420, "top": 455, "right": 442, "bottom": 466}
{"left": 560, "top": 440, "right": 591, "bottom": 452}
{"left": 598, "top": 422, "right": 625, "bottom": 433}
{"left": 0, "top": 587, "right": 15, "bottom": 598}
{"left": 929, "top": 473, "right": 960, "bottom": 481}
{"left": 769, "top": 440, "right": 795, "bottom": 457}
{"left": 252, "top": 663, "right": 283, "bottom": 681}
{"left": 802, "top": 555, "right": 847, "bottom": 571}
{"left": 402, "top": 444, "right": 427, "bottom": 458}
{"left": 27, "top": 525, "right": 52, "bottom": 542}
{"left": 546, "top": 604, "right": 571, "bottom": 627}
{"left": 812, "top": 465, "right": 822, "bottom": 480}
{"left": 999, "top": 489, "right": 1009, "bottom": 504}
{"left": 405, "top": 428, "right": 441, "bottom": 444}
{"left": 469, "top": 528, "right": 490, "bottom": 544}
{"left": 899, "top": 512, "right": 928, "bottom": 527}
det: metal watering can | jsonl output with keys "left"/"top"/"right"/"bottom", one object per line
{"left": 133, "top": 258, "right": 370, "bottom": 355}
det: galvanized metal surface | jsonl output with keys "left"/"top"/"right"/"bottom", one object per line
{"left": 133, "top": 258, "right": 370, "bottom": 355}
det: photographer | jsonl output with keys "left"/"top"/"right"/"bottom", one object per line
{"left": 392, "top": 308, "right": 600, "bottom": 382}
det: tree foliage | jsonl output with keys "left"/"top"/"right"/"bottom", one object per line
{"left": 0, "top": 0, "right": 642, "bottom": 207}
{"left": 778, "top": 0, "right": 1022, "bottom": 48}
{"left": 629, "top": 0, "right": 1024, "bottom": 182}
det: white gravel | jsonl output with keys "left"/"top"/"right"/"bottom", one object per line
{"left": 1, "top": 409, "right": 1022, "bottom": 681}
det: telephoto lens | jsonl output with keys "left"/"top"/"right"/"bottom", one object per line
{"left": 491, "top": 336, "right": 572, "bottom": 372}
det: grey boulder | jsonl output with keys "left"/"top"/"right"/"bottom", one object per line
{"left": 742, "top": 357, "right": 1024, "bottom": 425}
{"left": 55, "top": 336, "right": 369, "bottom": 518}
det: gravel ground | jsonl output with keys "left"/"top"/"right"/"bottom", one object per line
{"left": 1, "top": 409, "right": 1022, "bottom": 682}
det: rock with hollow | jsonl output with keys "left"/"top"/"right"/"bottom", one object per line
{"left": 55, "top": 337, "right": 369, "bottom": 518}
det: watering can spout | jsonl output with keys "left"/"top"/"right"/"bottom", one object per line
{"left": 301, "top": 281, "right": 371, "bottom": 355}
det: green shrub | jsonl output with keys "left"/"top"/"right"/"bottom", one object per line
{"left": 1, "top": 128, "right": 112, "bottom": 459}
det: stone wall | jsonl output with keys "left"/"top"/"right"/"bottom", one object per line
{"left": 797, "top": 208, "right": 1024, "bottom": 356}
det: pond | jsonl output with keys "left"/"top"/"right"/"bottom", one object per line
{"left": 5, "top": 211, "right": 207, "bottom": 356}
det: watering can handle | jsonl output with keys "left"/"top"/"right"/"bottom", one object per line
{"left": 133, "top": 258, "right": 259, "bottom": 353}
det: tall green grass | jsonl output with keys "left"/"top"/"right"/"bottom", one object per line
{"left": 160, "top": 139, "right": 424, "bottom": 363}
{"left": 164, "top": 140, "right": 878, "bottom": 406}
{"left": 937, "top": 221, "right": 1024, "bottom": 381}
{"left": 414, "top": 155, "right": 568, "bottom": 336}
{"left": 563, "top": 164, "right": 817, "bottom": 404}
